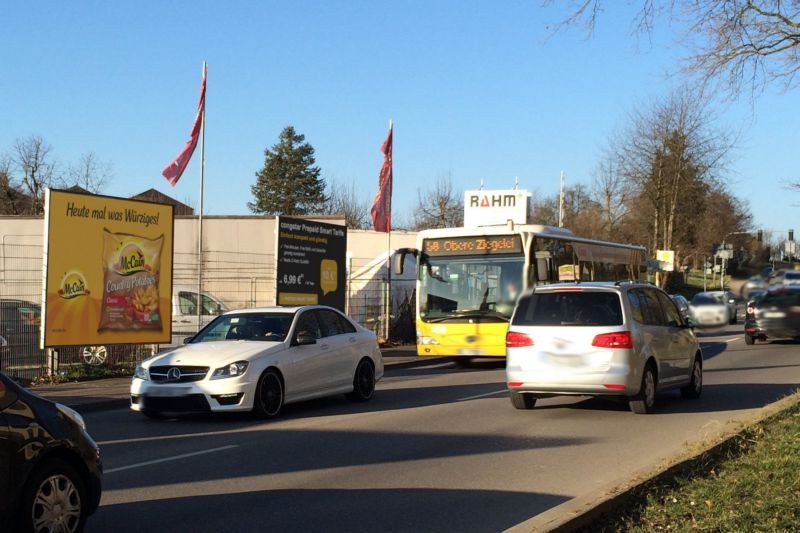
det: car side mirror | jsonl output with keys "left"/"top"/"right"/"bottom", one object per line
{"left": 684, "top": 318, "right": 697, "bottom": 329}
{"left": 183, "top": 335, "right": 194, "bottom": 344}
{"left": 295, "top": 331, "right": 317, "bottom": 346}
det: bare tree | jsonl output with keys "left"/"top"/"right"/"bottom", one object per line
{"left": 322, "top": 178, "right": 370, "bottom": 229}
{"left": 547, "top": 1, "right": 800, "bottom": 96}
{"left": 11, "top": 135, "right": 59, "bottom": 215}
{"left": 66, "top": 152, "right": 113, "bottom": 193}
{"left": 0, "top": 157, "right": 24, "bottom": 215}
{"left": 612, "top": 89, "right": 734, "bottom": 268}
{"left": 591, "top": 156, "right": 632, "bottom": 240}
{"left": 412, "top": 173, "right": 464, "bottom": 230}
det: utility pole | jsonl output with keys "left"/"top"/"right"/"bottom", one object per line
{"left": 558, "top": 170, "right": 565, "bottom": 228}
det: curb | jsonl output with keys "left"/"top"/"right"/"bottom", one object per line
{"left": 384, "top": 356, "right": 447, "bottom": 370}
{"left": 505, "top": 389, "right": 800, "bottom": 532}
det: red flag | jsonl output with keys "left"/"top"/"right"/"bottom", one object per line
{"left": 162, "top": 64, "right": 207, "bottom": 186}
{"left": 370, "top": 122, "right": 393, "bottom": 232}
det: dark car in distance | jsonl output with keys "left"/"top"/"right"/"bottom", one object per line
{"left": 1, "top": 372, "right": 102, "bottom": 531}
{"left": 744, "top": 286, "right": 800, "bottom": 345}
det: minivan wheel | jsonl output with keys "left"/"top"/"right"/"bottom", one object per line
{"left": 629, "top": 365, "right": 657, "bottom": 414}
{"left": 20, "top": 459, "right": 86, "bottom": 533}
{"left": 510, "top": 391, "right": 537, "bottom": 410}
{"left": 681, "top": 356, "right": 703, "bottom": 399}
{"left": 744, "top": 333, "right": 755, "bottom": 345}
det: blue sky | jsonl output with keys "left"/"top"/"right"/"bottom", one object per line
{"left": 2, "top": 1, "right": 798, "bottom": 238}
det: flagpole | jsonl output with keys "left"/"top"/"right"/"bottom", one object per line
{"left": 386, "top": 119, "right": 392, "bottom": 344}
{"left": 197, "top": 61, "right": 206, "bottom": 328}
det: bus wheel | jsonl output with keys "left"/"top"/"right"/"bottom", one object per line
{"left": 453, "top": 357, "right": 472, "bottom": 368}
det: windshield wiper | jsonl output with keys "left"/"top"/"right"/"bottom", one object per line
{"left": 426, "top": 310, "right": 510, "bottom": 323}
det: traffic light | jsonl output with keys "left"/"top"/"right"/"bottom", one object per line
{"left": 790, "top": 229, "right": 795, "bottom": 242}
{"left": 757, "top": 230, "right": 763, "bottom": 242}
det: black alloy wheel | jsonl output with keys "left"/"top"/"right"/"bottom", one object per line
{"left": 346, "top": 359, "right": 375, "bottom": 402}
{"left": 254, "top": 370, "right": 284, "bottom": 418}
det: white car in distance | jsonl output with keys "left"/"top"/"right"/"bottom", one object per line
{"left": 689, "top": 291, "right": 737, "bottom": 327}
{"left": 131, "top": 305, "right": 384, "bottom": 418}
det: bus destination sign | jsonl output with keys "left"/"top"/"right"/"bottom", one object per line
{"left": 422, "top": 235, "right": 523, "bottom": 256}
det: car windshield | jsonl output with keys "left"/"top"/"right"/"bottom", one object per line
{"left": 785, "top": 272, "right": 800, "bottom": 280}
{"left": 692, "top": 293, "right": 724, "bottom": 305}
{"left": 190, "top": 312, "right": 295, "bottom": 343}
{"left": 512, "top": 291, "right": 623, "bottom": 326}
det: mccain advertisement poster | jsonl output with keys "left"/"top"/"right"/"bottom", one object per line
{"left": 276, "top": 216, "right": 346, "bottom": 311}
{"left": 42, "top": 189, "right": 174, "bottom": 347}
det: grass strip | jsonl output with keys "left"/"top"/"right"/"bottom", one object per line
{"left": 583, "top": 399, "right": 800, "bottom": 532}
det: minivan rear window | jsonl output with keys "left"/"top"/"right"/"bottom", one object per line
{"left": 512, "top": 291, "right": 623, "bottom": 326}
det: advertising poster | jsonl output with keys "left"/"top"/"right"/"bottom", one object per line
{"left": 276, "top": 216, "right": 347, "bottom": 311}
{"left": 41, "top": 190, "right": 174, "bottom": 347}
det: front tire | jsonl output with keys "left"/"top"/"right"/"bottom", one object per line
{"left": 629, "top": 364, "right": 657, "bottom": 414}
{"left": 680, "top": 356, "right": 703, "bottom": 399}
{"left": 346, "top": 358, "right": 376, "bottom": 402}
{"left": 253, "top": 370, "right": 284, "bottom": 418}
{"left": 19, "top": 459, "right": 87, "bottom": 533}
{"left": 510, "top": 391, "right": 537, "bottom": 410}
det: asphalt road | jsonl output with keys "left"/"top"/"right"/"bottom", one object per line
{"left": 84, "top": 324, "right": 800, "bottom": 533}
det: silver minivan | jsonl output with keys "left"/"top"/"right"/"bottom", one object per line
{"left": 505, "top": 282, "right": 702, "bottom": 414}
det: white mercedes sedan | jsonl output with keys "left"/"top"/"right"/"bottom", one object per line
{"left": 131, "top": 305, "right": 383, "bottom": 418}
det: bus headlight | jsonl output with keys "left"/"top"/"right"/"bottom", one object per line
{"left": 418, "top": 336, "right": 439, "bottom": 345}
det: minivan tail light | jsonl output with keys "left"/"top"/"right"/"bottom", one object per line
{"left": 506, "top": 331, "right": 534, "bottom": 348}
{"left": 592, "top": 331, "right": 633, "bottom": 349}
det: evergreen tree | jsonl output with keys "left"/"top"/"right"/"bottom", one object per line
{"left": 249, "top": 126, "right": 326, "bottom": 215}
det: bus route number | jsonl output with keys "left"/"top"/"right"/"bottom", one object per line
{"left": 423, "top": 235, "right": 521, "bottom": 256}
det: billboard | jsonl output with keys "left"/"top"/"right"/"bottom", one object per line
{"left": 41, "top": 190, "right": 174, "bottom": 347}
{"left": 656, "top": 250, "right": 675, "bottom": 272}
{"left": 463, "top": 189, "right": 530, "bottom": 228}
{"left": 276, "top": 217, "right": 347, "bottom": 311}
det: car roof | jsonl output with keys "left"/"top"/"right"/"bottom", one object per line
{"left": 526, "top": 281, "right": 652, "bottom": 293}
{"left": 220, "top": 305, "right": 343, "bottom": 315}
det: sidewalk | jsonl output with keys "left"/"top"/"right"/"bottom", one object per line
{"left": 28, "top": 346, "right": 446, "bottom": 413}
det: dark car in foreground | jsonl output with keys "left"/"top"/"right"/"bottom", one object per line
{"left": 744, "top": 286, "right": 800, "bottom": 345}
{"left": 1, "top": 372, "right": 102, "bottom": 532}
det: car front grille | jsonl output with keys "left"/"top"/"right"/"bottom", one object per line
{"left": 149, "top": 366, "right": 209, "bottom": 382}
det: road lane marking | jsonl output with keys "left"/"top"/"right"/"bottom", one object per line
{"left": 105, "top": 445, "right": 239, "bottom": 474}
{"left": 457, "top": 389, "right": 508, "bottom": 402}
{"left": 727, "top": 337, "right": 741, "bottom": 343}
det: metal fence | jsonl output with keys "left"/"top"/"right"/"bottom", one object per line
{"left": 0, "top": 243, "right": 415, "bottom": 382}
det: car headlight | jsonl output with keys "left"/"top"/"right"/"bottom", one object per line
{"left": 57, "top": 403, "right": 86, "bottom": 431}
{"left": 211, "top": 361, "right": 249, "bottom": 379}
{"left": 418, "top": 336, "right": 439, "bottom": 345}
{"left": 134, "top": 365, "right": 149, "bottom": 380}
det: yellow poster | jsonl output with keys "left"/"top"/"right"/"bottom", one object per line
{"left": 42, "top": 190, "right": 174, "bottom": 347}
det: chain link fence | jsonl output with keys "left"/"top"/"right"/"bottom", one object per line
{"left": 1, "top": 244, "right": 415, "bottom": 382}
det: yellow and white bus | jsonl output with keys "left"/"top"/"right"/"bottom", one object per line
{"left": 395, "top": 224, "right": 647, "bottom": 361}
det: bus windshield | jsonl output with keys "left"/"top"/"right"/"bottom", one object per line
{"left": 419, "top": 254, "right": 524, "bottom": 322}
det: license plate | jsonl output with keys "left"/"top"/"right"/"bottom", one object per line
{"left": 148, "top": 387, "right": 189, "bottom": 397}
{"left": 546, "top": 353, "right": 582, "bottom": 367}
{"left": 764, "top": 311, "right": 787, "bottom": 318}
{"left": 458, "top": 349, "right": 485, "bottom": 356}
